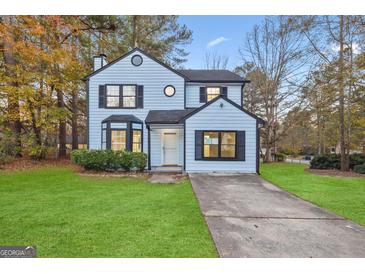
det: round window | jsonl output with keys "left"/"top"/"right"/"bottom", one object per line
{"left": 164, "top": 85, "right": 176, "bottom": 97}
{"left": 131, "top": 55, "right": 143, "bottom": 66}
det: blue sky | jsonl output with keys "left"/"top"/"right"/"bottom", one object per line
{"left": 178, "top": 16, "right": 265, "bottom": 70}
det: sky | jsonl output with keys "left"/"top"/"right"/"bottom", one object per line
{"left": 178, "top": 16, "right": 265, "bottom": 70}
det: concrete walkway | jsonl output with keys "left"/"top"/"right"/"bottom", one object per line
{"left": 189, "top": 173, "right": 365, "bottom": 258}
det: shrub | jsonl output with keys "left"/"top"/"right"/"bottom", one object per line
{"left": 275, "top": 153, "right": 286, "bottom": 162}
{"left": 0, "top": 131, "right": 20, "bottom": 157}
{"left": 353, "top": 164, "right": 365, "bottom": 174}
{"left": 130, "top": 152, "right": 147, "bottom": 171}
{"left": 310, "top": 154, "right": 340, "bottom": 169}
{"left": 71, "top": 149, "right": 147, "bottom": 171}
{"left": 349, "top": 153, "right": 365, "bottom": 169}
{"left": 0, "top": 151, "right": 12, "bottom": 165}
{"left": 28, "top": 145, "right": 49, "bottom": 160}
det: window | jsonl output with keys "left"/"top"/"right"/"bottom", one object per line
{"left": 111, "top": 130, "right": 126, "bottom": 151}
{"left": 105, "top": 85, "right": 136, "bottom": 108}
{"left": 122, "top": 85, "right": 136, "bottom": 107}
{"left": 131, "top": 55, "right": 143, "bottom": 66}
{"left": 106, "top": 85, "right": 120, "bottom": 107}
{"left": 132, "top": 130, "right": 142, "bottom": 152}
{"left": 203, "top": 131, "right": 236, "bottom": 159}
{"left": 221, "top": 132, "right": 236, "bottom": 158}
{"left": 164, "top": 85, "right": 175, "bottom": 97}
{"left": 206, "top": 87, "right": 220, "bottom": 102}
{"left": 101, "top": 121, "right": 143, "bottom": 152}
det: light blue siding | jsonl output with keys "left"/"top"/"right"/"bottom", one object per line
{"left": 186, "top": 83, "right": 242, "bottom": 108}
{"left": 185, "top": 98, "right": 257, "bottom": 173}
{"left": 88, "top": 50, "right": 185, "bottom": 151}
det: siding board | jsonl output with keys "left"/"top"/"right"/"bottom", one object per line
{"left": 185, "top": 98, "right": 256, "bottom": 173}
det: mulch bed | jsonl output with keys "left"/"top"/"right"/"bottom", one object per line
{"left": 0, "top": 157, "right": 76, "bottom": 172}
{"left": 306, "top": 168, "right": 365, "bottom": 178}
{"left": 78, "top": 170, "right": 149, "bottom": 178}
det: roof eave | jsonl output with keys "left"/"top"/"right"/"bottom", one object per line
{"left": 82, "top": 47, "right": 189, "bottom": 81}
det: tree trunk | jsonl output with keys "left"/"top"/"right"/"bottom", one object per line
{"left": 3, "top": 16, "right": 22, "bottom": 156}
{"left": 264, "top": 123, "right": 272, "bottom": 162}
{"left": 71, "top": 89, "right": 79, "bottom": 150}
{"left": 132, "top": 16, "right": 139, "bottom": 47}
{"left": 57, "top": 90, "right": 67, "bottom": 158}
{"left": 338, "top": 16, "right": 349, "bottom": 171}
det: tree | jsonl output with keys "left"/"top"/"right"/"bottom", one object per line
{"left": 295, "top": 15, "right": 365, "bottom": 170}
{"left": 238, "top": 16, "right": 310, "bottom": 162}
{"left": 204, "top": 51, "right": 229, "bottom": 69}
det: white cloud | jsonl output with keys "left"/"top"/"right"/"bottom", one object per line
{"left": 207, "top": 36, "right": 229, "bottom": 48}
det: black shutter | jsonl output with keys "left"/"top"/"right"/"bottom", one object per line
{"left": 221, "top": 87, "right": 228, "bottom": 97}
{"left": 137, "top": 85, "right": 144, "bottom": 108}
{"left": 237, "top": 131, "right": 246, "bottom": 161}
{"left": 199, "top": 87, "right": 206, "bottom": 103}
{"left": 99, "top": 85, "right": 105, "bottom": 108}
{"left": 195, "top": 131, "right": 203, "bottom": 160}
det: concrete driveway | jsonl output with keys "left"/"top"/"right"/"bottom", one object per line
{"left": 189, "top": 173, "right": 365, "bottom": 258}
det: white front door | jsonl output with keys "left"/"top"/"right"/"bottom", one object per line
{"left": 163, "top": 132, "right": 178, "bottom": 165}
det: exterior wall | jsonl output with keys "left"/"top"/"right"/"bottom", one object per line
{"left": 186, "top": 83, "right": 242, "bottom": 108}
{"left": 150, "top": 127, "right": 183, "bottom": 167}
{"left": 185, "top": 98, "right": 257, "bottom": 173}
{"left": 88, "top": 50, "right": 185, "bottom": 151}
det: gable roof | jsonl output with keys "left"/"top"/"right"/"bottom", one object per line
{"left": 179, "top": 95, "right": 265, "bottom": 124}
{"left": 145, "top": 109, "right": 195, "bottom": 124}
{"left": 177, "top": 69, "right": 249, "bottom": 83}
{"left": 82, "top": 47, "right": 188, "bottom": 81}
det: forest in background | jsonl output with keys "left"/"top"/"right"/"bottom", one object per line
{"left": 0, "top": 15, "right": 364, "bottom": 171}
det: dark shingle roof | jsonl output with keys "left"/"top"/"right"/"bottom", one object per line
{"left": 177, "top": 69, "right": 247, "bottom": 82}
{"left": 145, "top": 109, "right": 195, "bottom": 124}
{"left": 102, "top": 115, "right": 142, "bottom": 123}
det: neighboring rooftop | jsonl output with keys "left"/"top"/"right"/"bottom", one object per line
{"left": 177, "top": 69, "right": 248, "bottom": 83}
{"left": 145, "top": 109, "right": 195, "bottom": 124}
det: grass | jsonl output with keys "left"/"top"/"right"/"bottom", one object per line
{"left": 261, "top": 163, "right": 365, "bottom": 226}
{"left": 0, "top": 167, "right": 217, "bottom": 258}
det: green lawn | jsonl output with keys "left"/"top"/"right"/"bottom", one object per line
{"left": 0, "top": 167, "right": 217, "bottom": 258}
{"left": 261, "top": 163, "right": 365, "bottom": 226}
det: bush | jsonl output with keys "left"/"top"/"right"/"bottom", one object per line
{"left": 310, "top": 154, "right": 340, "bottom": 169}
{"left": 353, "top": 164, "right": 365, "bottom": 174}
{"left": 130, "top": 152, "right": 147, "bottom": 171}
{"left": 310, "top": 153, "right": 365, "bottom": 170}
{"left": 275, "top": 153, "right": 286, "bottom": 162}
{"left": 0, "top": 131, "right": 20, "bottom": 157}
{"left": 28, "top": 145, "right": 49, "bottom": 160}
{"left": 0, "top": 151, "right": 12, "bottom": 165}
{"left": 349, "top": 153, "right": 365, "bottom": 169}
{"left": 71, "top": 149, "right": 147, "bottom": 171}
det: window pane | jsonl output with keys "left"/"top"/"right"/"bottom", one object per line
{"left": 123, "top": 96, "right": 136, "bottom": 107}
{"left": 133, "top": 143, "right": 141, "bottom": 152}
{"left": 207, "top": 87, "right": 220, "bottom": 102}
{"left": 132, "top": 123, "right": 142, "bottom": 129}
{"left": 204, "top": 132, "right": 219, "bottom": 145}
{"left": 204, "top": 132, "right": 219, "bottom": 158}
{"left": 221, "top": 145, "right": 235, "bottom": 158}
{"left": 107, "top": 97, "right": 119, "bottom": 107}
{"left": 106, "top": 86, "right": 119, "bottom": 96}
{"left": 204, "top": 144, "right": 219, "bottom": 158}
{"left": 111, "top": 130, "right": 126, "bottom": 151}
{"left": 132, "top": 130, "right": 141, "bottom": 152}
{"left": 221, "top": 132, "right": 236, "bottom": 145}
{"left": 110, "top": 122, "right": 127, "bottom": 129}
{"left": 123, "top": 85, "right": 136, "bottom": 96}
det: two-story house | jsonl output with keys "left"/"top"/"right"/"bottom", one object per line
{"left": 83, "top": 48, "right": 264, "bottom": 173}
